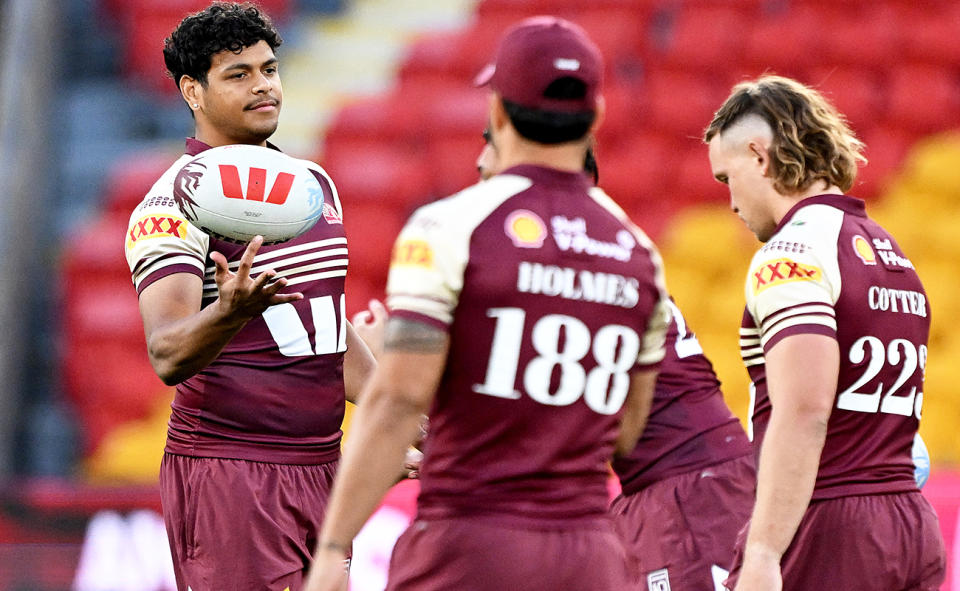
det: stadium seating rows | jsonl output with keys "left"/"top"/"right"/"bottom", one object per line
{"left": 66, "top": 0, "right": 960, "bottom": 469}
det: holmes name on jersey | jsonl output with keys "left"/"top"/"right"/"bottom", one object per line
{"left": 517, "top": 261, "right": 640, "bottom": 308}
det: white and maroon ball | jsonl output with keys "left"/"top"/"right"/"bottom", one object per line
{"left": 173, "top": 144, "right": 326, "bottom": 245}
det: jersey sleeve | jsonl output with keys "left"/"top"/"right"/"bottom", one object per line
{"left": 124, "top": 195, "right": 210, "bottom": 295}
{"left": 745, "top": 211, "right": 843, "bottom": 352}
{"left": 385, "top": 206, "right": 468, "bottom": 329}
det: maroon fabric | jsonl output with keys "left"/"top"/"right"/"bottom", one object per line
{"left": 725, "top": 492, "right": 946, "bottom": 591}
{"left": 385, "top": 516, "right": 632, "bottom": 591}
{"left": 415, "top": 164, "right": 666, "bottom": 525}
{"left": 159, "top": 140, "right": 347, "bottom": 464}
{"left": 613, "top": 303, "right": 752, "bottom": 494}
{"left": 745, "top": 194, "right": 928, "bottom": 500}
{"left": 610, "top": 456, "right": 755, "bottom": 589}
{"left": 474, "top": 16, "right": 602, "bottom": 113}
{"left": 160, "top": 453, "right": 342, "bottom": 591}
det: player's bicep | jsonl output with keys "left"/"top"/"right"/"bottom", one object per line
{"left": 137, "top": 272, "right": 203, "bottom": 342}
{"left": 765, "top": 333, "right": 839, "bottom": 418}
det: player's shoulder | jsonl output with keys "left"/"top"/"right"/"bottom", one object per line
{"left": 587, "top": 186, "right": 659, "bottom": 252}
{"left": 125, "top": 153, "right": 204, "bottom": 255}
{"left": 756, "top": 202, "right": 846, "bottom": 264}
{"left": 128, "top": 154, "right": 194, "bottom": 218}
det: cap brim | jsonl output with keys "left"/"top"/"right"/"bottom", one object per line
{"left": 473, "top": 63, "right": 496, "bottom": 87}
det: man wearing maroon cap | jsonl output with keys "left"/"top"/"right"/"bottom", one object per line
{"left": 305, "top": 16, "right": 671, "bottom": 591}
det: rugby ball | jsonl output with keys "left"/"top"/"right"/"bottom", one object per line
{"left": 173, "top": 144, "right": 327, "bottom": 245}
{"left": 912, "top": 432, "right": 930, "bottom": 490}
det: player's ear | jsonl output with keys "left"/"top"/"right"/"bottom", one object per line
{"left": 748, "top": 140, "right": 771, "bottom": 176}
{"left": 589, "top": 95, "right": 605, "bottom": 135}
{"left": 490, "top": 93, "right": 509, "bottom": 133}
{"left": 180, "top": 75, "right": 202, "bottom": 112}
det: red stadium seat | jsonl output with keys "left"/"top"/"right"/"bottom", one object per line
{"left": 324, "top": 93, "right": 420, "bottom": 143}
{"left": 672, "top": 145, "right": 728, "bottom": 208}
{"left": 807, "top": 67, "right": 883, "bottom": 134}
{"left": 341, "top": 201, "right": 408, "bottom": 285}
{"left": 103, "top": 149, "right": 179, "bottom": 217}
{"left": 425, "top": 134, "right": 486, "bottom": 198}
{"left": 743, "top": 7, "right": 823, "bottom": 75}
{"left": 815, "top": 6, "right": 899, "bottom": 69}
{"left": 641, "top": 69, "right": 727, "bottom": 137}
{"left": 884, "top": 64, "right": 960, "bottom": 134}
{"left": 855, "top": 125, "right": 912, "bottom": 198}
{"left": 321, "top": 139, "right": 435, "bottom": 207}
{"left": 899, "top": 4, "right": 960, "bottom": 66}
{"left": 412, "top": 83, "right": 489, "bottom": 138}
{"left": 398, "top": 32, "right": 468, "bottom": 83}
{"left": 661, "top": 8, "right": 747, "bottom": 72}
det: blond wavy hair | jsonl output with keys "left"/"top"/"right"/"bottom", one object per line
{"left": 704, "top": 75, "right": 867, "bottom": 194}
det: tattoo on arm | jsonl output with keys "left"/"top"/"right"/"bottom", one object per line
{"left": 383, "top": 318, "right": 449, "bottom": 353}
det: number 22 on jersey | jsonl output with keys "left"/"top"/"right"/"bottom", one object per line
{"left": 473, "top": 307, "right": 641, "bottom": 415}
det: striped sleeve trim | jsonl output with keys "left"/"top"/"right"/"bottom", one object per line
{"left": 763, "top": 323, "right": 837, "bottom": 352}
{"left": 387, "top": 293, "right": 456, "bottom": 327}
{"left": 136, "top": 262, "right": 204, "bottom": 294}
{"left": 760, "top": 303, "right": 835, "bottom": 334}
{"left": 760, "top": 315, "right": 837, "bottom": 350}
{"left": 389, "top": 308, "right": 452, "bottom": 332}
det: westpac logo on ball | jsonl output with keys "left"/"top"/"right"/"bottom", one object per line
{"left": 174, "top": 144, "right": 330, "bottom": 245}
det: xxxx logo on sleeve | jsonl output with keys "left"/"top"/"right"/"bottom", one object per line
{"left": 392, "top": 239, "right": 434, "bottom": 268}
{"left": 752, "top": 257, "right": 823, "bottom": 295}
{"left": 126, "top": 214, "right": 188, "bottom": 250}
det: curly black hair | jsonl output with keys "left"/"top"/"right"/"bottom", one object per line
{"left": 163, "top": 2, "right": 283, "bottom": 89}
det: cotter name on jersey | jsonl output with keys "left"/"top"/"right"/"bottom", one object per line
{"left": 868, "top": 286, "right": 927, "bottom": 317}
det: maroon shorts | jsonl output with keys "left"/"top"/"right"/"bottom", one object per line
{"left": 384, "top": 516, "right": 633, "bottom": 590}
{"left": 160, "top": 453, "right": 343, "bottom": 591}
{"left": 725, "top": 491, "right": 946, "bottom": 591}
{"left": 610, "top": 455, "right": 756, "bottom": 590}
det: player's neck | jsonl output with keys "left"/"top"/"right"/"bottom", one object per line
{"left": 498, "top": 135, "right": 588, "bottom": 175}
{"left": 772, "top": 182, "right": 845, "bottom": 226}
{"left": 194, "top": 123, "right": 270, "bottom": 149}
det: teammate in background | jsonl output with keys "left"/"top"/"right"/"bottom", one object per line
{"left": 123, "top": 4, "right": 374, "bottom": 589}
{"left": 484, "top": 130, "right": 756, "bottom": 590}
{"left": 705, "top": 75, "right": 946, "bottom": 591}
{"left": 305, "top": 16, "right": 671, "bottom": 591}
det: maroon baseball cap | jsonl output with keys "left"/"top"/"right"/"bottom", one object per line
{"left": 474, "top": 16, "right": 603, "bottom": 113}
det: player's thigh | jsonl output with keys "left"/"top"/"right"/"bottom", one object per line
{"left": 160, "top": 455, "right": 334, "bottom": 591}
{"left": 386, "top": 518, "right": 632, "bottom": 591}
{"left": 781, "top": 493, "right": 945, "bottom": 591}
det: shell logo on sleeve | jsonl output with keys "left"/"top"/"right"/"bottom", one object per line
{"left": 392, "top": 239, "right": 434, "bottom": 268}
{"left": 752, "top": 257, "right": 823, "bottom": 295}
{"left": 504, "top": 209, "right": 547, "bottom": 248}
{"left": 126, "top": 214, "right": 189, "bottom": 250}
{"left": 852, "top": 234, "right": 877, "bottom": 265}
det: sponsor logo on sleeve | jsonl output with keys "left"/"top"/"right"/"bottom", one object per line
{"left": 752, "top": 257, "right": 823, "bottom": 295}
{"left": 126, "top": 214, "right": 188, "bottom": 250}
{"left": 392, "top": 239, "right": 434, "bottom": 268}
{"left": 322, "top": 202, "right": 343, "bottom": 224}
{"left": 871, "top": 237, "right": 914, "bottom": 270}
{"left": 504, "top": 210, "right": 547, "bottom": 248}
{"left": 852, "top": 234, "right": 877, "bottom": 265}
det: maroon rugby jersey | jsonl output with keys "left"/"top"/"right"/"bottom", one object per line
{"left": 741, "top": 194, "right": 928, "bottom": 499}
{"left": 386, "top": 165, "right": 670, "bottom": 525}
{"left": 125, "top": 139, "right": 348, "bottom": 464}
{"left": 612, "top": 298, "right": 751, "bottom": 495}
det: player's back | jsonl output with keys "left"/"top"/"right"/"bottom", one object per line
{"left": 388, "top": 164, "right": 667, "bottom": 525}
{"left": 742, "top": 195, "right": 928, "bottom": 499}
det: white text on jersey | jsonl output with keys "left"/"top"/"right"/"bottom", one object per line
{"left": 868, "top": 286, "right": 927, "bottom": 317}
{"left": 517, "top": 262, "right": 640, "bottom": 308}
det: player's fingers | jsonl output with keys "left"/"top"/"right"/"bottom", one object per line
{"left": 211, "top": 251, "right": 231, "bottom": 282}
{"left": 236, "top": 235, "right": 264, "bottom": 278}
{"left": 369, "top": 298, "right": 389, "bottom": 322}
{"left": 351, "top": 310, "right": 371, "bottom": 326}
{"left": 251, "top": 267, "right": 278, "bottom": 291}
{"left": 269, "top": 292, "right": 304, "bottom": 305}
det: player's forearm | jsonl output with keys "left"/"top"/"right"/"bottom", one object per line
{"left": 744, "top": 406, "right": 827, "bottom": 559}
{"left": 317, "top": 379, "right": 427, "bottom": 549}
{"left": 343, "top": 322, "right": 376, "bottom": 404}
{"left": 615, "top": 368, "right": 658, "bottom": 456}
{"left": 146, "top": 299, "right": 249, "bottom": 385}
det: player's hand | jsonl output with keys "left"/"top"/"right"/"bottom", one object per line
{"left": 351, "top": 298, "right": 388, "bottom": 359}
{"left": 303, "top": 544, "right": 349, "bottom": 591}
{"left": 732, "top": 547, "right": 782, "bottom": 591}
{"left": 211, "top": 235, "right": 303, "bottom": 319}
{"left": 404, "top": 447, "right": 423, "bottom": 479}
